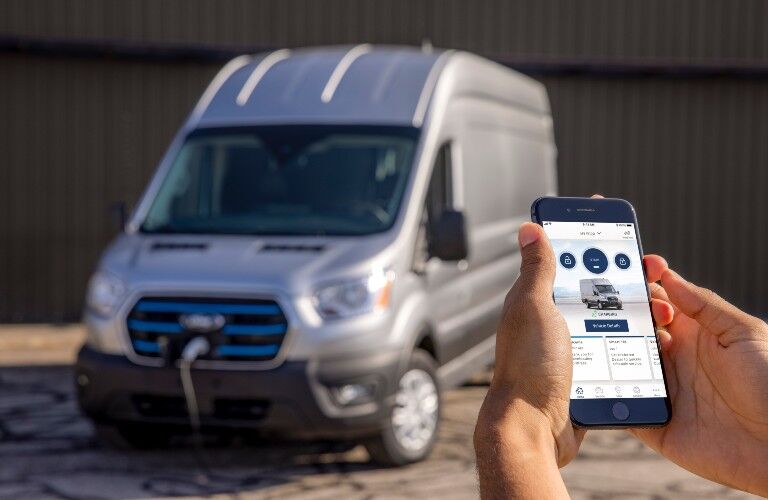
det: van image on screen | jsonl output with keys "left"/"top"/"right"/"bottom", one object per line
{"left": 580, "top": 278, "right": 623, "bottom": 310}
{"left": 75, "top": 46, "right": 557, "bottom": 465}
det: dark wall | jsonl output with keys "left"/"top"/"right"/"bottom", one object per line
{"left": 2, "top": 0, "right": 767, "bottom": 321}
{"left": 4, "top": 0, "right": 768, "bottom": 62}
{"left": 544, "top": 76, "right": 768, "bottom": 313}
{"left": 0, "top": 55, "right": 219, "bottom": 321}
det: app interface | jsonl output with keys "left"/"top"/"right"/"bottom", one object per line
{"left": 542, "top": 221, "right": 667, "bottom": 399}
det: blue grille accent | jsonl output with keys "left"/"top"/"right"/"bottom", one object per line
{"left": 128, "top": 319, "right": 184, "bottom": 334}
{"left": 217, "top": 345, "right": 279, "bottom": 357}
{"left": 223, "top": 324, "right": 286, "bottom": 336}
{"left": 135, "top": 301, "right": 281, "bottom": 315}
{"left": 127, "top": 297, "right": 288, "bottom": 362}
{"left": 133, "top": 339, "right": 161, "bottom": 353}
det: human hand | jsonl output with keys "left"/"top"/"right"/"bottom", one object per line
{"left": 473, "top": 224, "right": 676, "bottom": 499}
{"left": 476, "top": 222, "right": 582, "bottom": 457}
{"left": 474, "top": 222, "right": 581, "bottom": 498}
{"left": 631, "top": 258, "right": 768, "bottom": 496}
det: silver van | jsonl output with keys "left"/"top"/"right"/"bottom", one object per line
{"left": 580, "top": 278, "right": 623, "bottom": 310}
{"left": 76, "top": 46, "right": 557, "bottom": 465}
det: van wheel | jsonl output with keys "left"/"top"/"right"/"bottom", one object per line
{"left": 94, "top": 422, "right": 173, "bottom": 450}
{"left": 598, "top": 302, "right": 604, "bottom": 310}
{"left": 365, "top": 349, "right": 440, "bottom": 466}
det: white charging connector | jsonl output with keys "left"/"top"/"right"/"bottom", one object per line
{"left": 179, "top": 337, "right": 210, "bottom": 434}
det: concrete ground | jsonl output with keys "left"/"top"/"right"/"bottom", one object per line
{"left": 0, "top": 325, "right": 757, "bottom": 499}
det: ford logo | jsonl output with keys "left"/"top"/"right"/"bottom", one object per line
{"left": 179, "top": 313, "right": 226, "bottom": 333}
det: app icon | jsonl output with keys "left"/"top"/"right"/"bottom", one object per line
{"left": 575, "top": 387, "right": 584, "bottom": 395}
{"left": 595, "top": 387, "right": 603, "bottom": 395}
{"left": 615, "top": 253, "right": 631, "bottom": 270}
{"left": 559, "top": 252, "right": 577, "bottom": 269}
{"left": 633, "top": 386, "right": 641, "bottom": 394}
{"left": 583, "top": 248, "right": 608, "bottom": 274}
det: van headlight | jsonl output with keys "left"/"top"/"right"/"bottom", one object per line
{"left": 86, "top": 271, "right": 126, "bottom": 317}
{"left": 313, "top": 270, "right": 394, "bottom": 320}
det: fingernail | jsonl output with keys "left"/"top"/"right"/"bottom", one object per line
{"left": 518, "top": 223, "right": 540, "bottom": 248}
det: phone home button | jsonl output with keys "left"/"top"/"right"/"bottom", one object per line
{"left": 612, "top": 402, "right": 630, "bottom": 421}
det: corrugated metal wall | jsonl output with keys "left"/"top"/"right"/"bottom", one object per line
{"left": 4, "top": 0, "right": 768, "bottom": 62}
{"left": 1, "top": 0, "right": 767, "bottom": 321}
{"left": 0, "top": 54, "right": 219, "bottom": 321}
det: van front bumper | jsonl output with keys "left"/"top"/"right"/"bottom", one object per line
{"left": 75, "top": 346, "right": 401, "bottom": 439}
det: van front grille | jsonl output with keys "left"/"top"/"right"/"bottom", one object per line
{"left": 126, "top": 297, "right": 288, "bottom": 363}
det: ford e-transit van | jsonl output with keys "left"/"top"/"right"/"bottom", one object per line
{"left": 76, "top": 46, "right": 557, "bottom": 465}
{"left": 580, "top": 278, "right": 623, "bottom": 310}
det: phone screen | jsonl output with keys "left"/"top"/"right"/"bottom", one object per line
{"left": 541, "top": 221, "right": 667, "bottom": 400}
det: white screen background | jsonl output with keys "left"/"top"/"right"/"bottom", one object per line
{"left": 544, "top": 221, "right": 667, "bottom": 399}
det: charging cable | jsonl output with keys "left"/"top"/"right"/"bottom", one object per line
{"left": 179, "top": 336, "right": 211, "bottom": 486}
{"left": 180, "top": 336, "right": 210, "bottom": 435}
{"left": 164, "top": 337, "right": 269, "bottom": 493}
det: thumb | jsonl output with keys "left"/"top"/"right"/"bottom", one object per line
{"left": 514, "top": 222, "right": 556, "bottom": 299}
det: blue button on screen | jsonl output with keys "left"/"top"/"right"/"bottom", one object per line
{"left": 583, "top": 248, "right": 608, "bottom": 274}
{"left": 584, "top": 319, "right": 629, "bottom": 332}
{"left": 615, "top": 253, "right": 631, "bottom": 270}
{"left": 559, "top": 252, "right": 577, "bottom": 269}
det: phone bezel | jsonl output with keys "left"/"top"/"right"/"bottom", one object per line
{"left": 531, "top": 196, "right": 672, "bottom": 428}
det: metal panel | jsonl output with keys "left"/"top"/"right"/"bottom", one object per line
{"left": 197, "top": 47, "right": 443, "bottom": 127}
{"left": 0, "top": 54, "right": 219, "bottom": 321}
{"left": 542, "top": 75, "right": 768, "bottom": 314}
{"left": 1, "top": 1, "right": 768, "bottom": 320}
{"left": 3, "top": 0, "right": 768, "bottom": 63}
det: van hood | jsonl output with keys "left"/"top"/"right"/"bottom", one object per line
{"left": 102, "top": 234, "right": 391, "bottom": 295}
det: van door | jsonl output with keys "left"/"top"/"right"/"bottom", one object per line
{"left": 419, "top": 142, "right": 473, "bottom": 363}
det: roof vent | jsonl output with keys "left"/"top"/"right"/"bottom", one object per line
{"left": 151, "top": 242, "right": 209, "bottom": 251}
{"left": 259, "top": 243, "right": 325, "bottom": 253}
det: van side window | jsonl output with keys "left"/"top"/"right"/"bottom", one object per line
{"left": 414, "top": 142, "right": 453, "bottom": 271}
{"left": 426, "top": 143, "right": 453, "bottom": 224}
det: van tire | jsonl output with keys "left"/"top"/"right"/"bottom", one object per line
{"left": 364, "top": 349, "right": 440, "bottom": 467}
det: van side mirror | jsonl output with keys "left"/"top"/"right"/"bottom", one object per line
{"left": 430, "top": 209, "right": 469, "bottom": 261}
{"left": 593, "top": 291, "right": 598, "bottom": 296}
{"left": 110, "top": 201, "right": 128, "bottom": 232}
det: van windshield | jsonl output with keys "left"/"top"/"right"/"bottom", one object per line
{"left": 595, "top": 285, "right": 616, "bottom": 294}
{"left": 141, "top": 125, "right": 419, "bottom": 236}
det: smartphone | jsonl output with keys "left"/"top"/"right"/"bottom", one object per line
{"left": 530, "top": 197, "right": 671, "bottom": 427}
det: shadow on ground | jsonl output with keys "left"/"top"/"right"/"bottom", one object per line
{"left": 0, "top": 365, "right": 485, "bottom": 499}
{"left": 0, "top": 364, "right": 754, "bottom": 499}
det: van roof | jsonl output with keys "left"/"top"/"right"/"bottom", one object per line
{"left": 190, "top": 45, "right": 548, "bottom": 128}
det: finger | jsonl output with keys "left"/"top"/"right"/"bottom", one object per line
{"left": 513, "top": 222, "right": 556, "bottom": 299}
{"left": 590, "top": 194, "right": 604, "bottom": 199}
{"left": 656, "top": 328, "right": 672, "bottom": 351}
{"left": 661, "top": 269, "right": 748, "bottom": 337}
{"left": 648, "top": 282, "right": 671, "bottom": 302}
{"left": 651, "top": 298, "right": 674, "bottom": 326}
{"left": 643, "top": 254, "right": 668, "bottom": 283}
